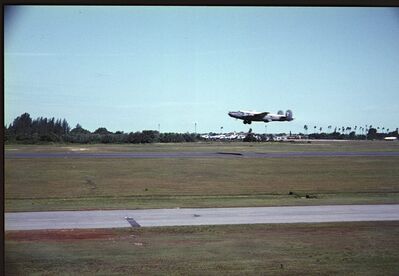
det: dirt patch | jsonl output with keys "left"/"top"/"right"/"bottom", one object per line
{"left": 5, "top": 229, "right": 121, "bottom": 242}
{"left": 85, "top": 177, "right": 97, "bottom": 190}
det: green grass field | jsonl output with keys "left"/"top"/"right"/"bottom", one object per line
{"left": 6, "top": 222, "right": 399, "bottom": 275}
{"left": 5, "top": 141, "right": 399, "bottom": 275}
{"left": 5, "top": 141, "right": 399, "bottom": 211}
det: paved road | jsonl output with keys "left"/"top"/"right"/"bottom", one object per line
{"left": 5, "top": 204, "right": 399, "bottom": 230}
{"left": 5, "top": 151, "right": 399, "bottom": 159}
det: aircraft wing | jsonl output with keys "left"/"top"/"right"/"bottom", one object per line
{"left": 245, "top": 112, "right": 269, "bottom": 120}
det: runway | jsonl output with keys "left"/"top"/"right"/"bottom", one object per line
{"left": 5, "top": 204, "right": 399, "bottom": 231}
{"left": 5, "top": 151, "right": 399, "bottom": 159}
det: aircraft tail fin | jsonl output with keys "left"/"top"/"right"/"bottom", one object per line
{"left": 286, "top": 110, "right": 293, "bottom": 121}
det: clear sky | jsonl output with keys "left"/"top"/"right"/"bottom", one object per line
{"left": 5, "top": 6, "right": 399, "bottom": 134}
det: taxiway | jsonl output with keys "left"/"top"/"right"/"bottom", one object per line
{"left": 5, "top": 204, "right": 399, "bottom": 231}
{"left": 5, "top": 151, "right": 399, "bottom": 159}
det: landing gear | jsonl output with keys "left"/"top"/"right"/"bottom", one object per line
{"left": 243, "top": 120, "right": 252, "bottom": 125}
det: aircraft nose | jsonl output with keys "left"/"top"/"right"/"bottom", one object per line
{"left": 228, "top": 112, "right": 234, "bottom": 117}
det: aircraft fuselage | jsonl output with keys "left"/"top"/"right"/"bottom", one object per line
{"left": 228, "top": 110, "right": 293, "bottom": 124}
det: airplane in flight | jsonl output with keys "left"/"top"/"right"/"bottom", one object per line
{"left": 228, "top": 109, "right": 294, "bottom": 124}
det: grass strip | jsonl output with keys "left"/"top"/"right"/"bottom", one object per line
{"left": 6, "top": 192, "right": 399, "bottom": 212}
{"left": 6, "top": 221, "right": 399, "bottom": 275}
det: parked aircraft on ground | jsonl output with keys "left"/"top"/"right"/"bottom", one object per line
{"left": 228, "top": 110, "right": 294, "bottom": 124}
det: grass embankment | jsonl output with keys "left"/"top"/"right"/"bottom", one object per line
{"left": 5, "top": 222, "right": 399, "bottom": 275}
{"left": 5, "top": 155, "right": 399, "bottom": 211}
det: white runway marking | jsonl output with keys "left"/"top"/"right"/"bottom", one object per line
{"left": 5, "top": 204, "right": 399, "bottom": 231}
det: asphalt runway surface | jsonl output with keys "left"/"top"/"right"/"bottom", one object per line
{"left": 5, "top": 151, "right": 399, "bottom": 159}
{"left": 5, "top": 204, "right": 399, "bottom": 231}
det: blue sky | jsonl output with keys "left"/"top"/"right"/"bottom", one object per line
{"left": 5, "top": 6, "right": 399, "bottom": 134}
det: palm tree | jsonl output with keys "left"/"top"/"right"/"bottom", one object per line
{"left": 328, "top": 125, "right": 332, "bottom": 133}
{"left": 319, "top": 127, "right": 322, "bottom": 133}
{"left": 314, "top": 126, "right": 317, "bottom": 134}
{"left": 304, "top": 125, "right": 308, "bottom": 135}
{"left": 367, "top": 125, "right": 373, "bottom": 140}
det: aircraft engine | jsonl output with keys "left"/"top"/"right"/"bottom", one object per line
{"left": 277, "top": 110, "right": 284, "bottom": 115}
{"left": 285, "top": 110, "right": 293, "bottom": 121}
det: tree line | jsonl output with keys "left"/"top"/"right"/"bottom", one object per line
{"left": 5, "top": 113, "right": 398, "bottom": 144}
{"left": 303, "top": 124, "right": 398, "bottom": 140}
{"left": 5, "top": 113, "right": 201, "bottom": 144}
